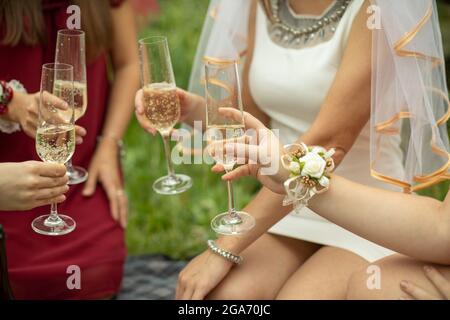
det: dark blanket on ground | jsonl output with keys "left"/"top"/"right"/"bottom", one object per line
{"left": 118, "top": 254, "right": 187, "bottom": 300}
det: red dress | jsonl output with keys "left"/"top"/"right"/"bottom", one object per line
{"left": 130, "top": 0, "right": 160, "bottom": 14}
{"left": 0, "top": 0, "right": 126, "bottom": 299}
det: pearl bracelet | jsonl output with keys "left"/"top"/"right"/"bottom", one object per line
{"left": 207, "top": 240, "right": 243, "bottom": 265}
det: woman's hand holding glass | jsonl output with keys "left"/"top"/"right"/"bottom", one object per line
{"left": 211, "top": 107, "right": 289, "bottom": 195}
{"left": 31, "top": 63, "right": 76, "bottom": 236}
{"left": 0, "top": 161, "right": 69, "bottom": 211}
{"left": 204, "top": 61, "right": 256, "bottom": 235}
{"left": 134, "top": 87, "right": 203, "bottom": 135}
{"left": 137, "top": 36, "right": 192, "bottom": 195}
{"left": 55, "top": 29, "right": 88, "bottom": 185}
{"left": 5, "top": 90, "right": 86, "bottom": 143}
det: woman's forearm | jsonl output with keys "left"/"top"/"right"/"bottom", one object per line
{"left": 101, "top": 63, "right": 139, "bottom": 142}
{"left": 215, "top": 125, "right": 327, "bottom": 253}
{"left": 102, "top": 1, "right": 140, "bottom": 144}
{"left": 216, "top": 2, "right": 373, "bottom": 256}
{"left": 309, "top": 176, "right": 450, "bottom": 264}
{"left": 214, "top": 1, "right": 450, "bottom": 266}
{"left": 215, "top": 129, "right": 345, "bottom": 254}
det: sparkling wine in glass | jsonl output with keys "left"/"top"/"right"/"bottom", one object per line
{"left": 55, "top": 29, "right": 88, "bottom": 185}
{"left": 32, "top": 63, "right": 76, "bottom": 236}
{"left": 204, "top": 61, "right": 255, "bottom": 235}
{"left": 139, "top": 36, "right": 192, "bottom": 195}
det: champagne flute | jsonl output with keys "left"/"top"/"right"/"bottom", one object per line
{"left": 55, "top": 29, "right": 88, "bottom": 185}
{"left": 139, "top": 36, "right": 192, "bottom": 195}
{"left": 32, "top": 63, "right": 76, "bottom": 236}
{"left": 204, "top": 61, "right": 255, "bottom": 235}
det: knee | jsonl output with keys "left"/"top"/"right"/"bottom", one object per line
{"left": 347, "top": 257, "right": 416, "bottom": 300}
{"left": 346, "top": 266, "right": 382, "bottom": 300}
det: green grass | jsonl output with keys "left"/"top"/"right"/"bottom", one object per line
{"left": 124, "top": 0, "right": 450, "bottom": 258}
{"left": 124, "top": 0, "right": 259, "bottom": 259}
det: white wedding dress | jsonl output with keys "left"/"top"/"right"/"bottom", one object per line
{"left": 248, "top": 0, "right": 404, "bottom": 262}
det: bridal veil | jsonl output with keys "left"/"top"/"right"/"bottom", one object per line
{"left": 371, "top": 0, "right": 450, "bottom": 192}
{"left": 187, "top": 0, "right": 450, "bottom": 192}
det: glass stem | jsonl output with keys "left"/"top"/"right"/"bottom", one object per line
{"left": 49, "top": 203, "right": 59, "bottom": 221}
{"left": 225, "top": 171, "right": 241, "bottom": 222}
{"left": 162, "top": 133, "right": 175, "bottom": 178}
{"left": 66, "top": 158, "right": 74, "bottom": 172}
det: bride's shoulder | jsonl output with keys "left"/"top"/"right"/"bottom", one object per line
{"left": 347, "top": 0, "right": 372, "bottom": 34}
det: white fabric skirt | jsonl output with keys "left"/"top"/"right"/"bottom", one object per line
{"left": 269, "top": 208, "right": 395, "bottom": 263}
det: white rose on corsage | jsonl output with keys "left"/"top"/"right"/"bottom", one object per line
{"left": 281, "top": 143, "right": 335, "bottom": 213}
{"left": 288, "top": 161, "right": 301, "bottom": 175}
{"left": 300, "top": 152, "right": 326, "bottom": 178}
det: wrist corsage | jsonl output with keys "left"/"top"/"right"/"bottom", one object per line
{"left": 0, "top": 80, "right": 25, "bottom": 134}
{"left": 281, "top": 143, "right": 335, "bottom": 213}
{"left": 0, "top": 80, "right": 14, "bottom": 115}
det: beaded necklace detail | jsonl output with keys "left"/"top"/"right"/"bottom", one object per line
{"left": 267, "top": 0, "right": 352, "bottom": 49}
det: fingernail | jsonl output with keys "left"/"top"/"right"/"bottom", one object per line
{"left": 76, "top": 137, "right": 83, "bottom": 144}
{"left": 424, "top": 266, "right": 433, "bottom": 273}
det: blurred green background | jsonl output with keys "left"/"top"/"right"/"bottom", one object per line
{"left": 124, "top": 0, "right": 259, "bottom": 259}
{"left": 123, "top": 0, "right": 450, "bottom": 259}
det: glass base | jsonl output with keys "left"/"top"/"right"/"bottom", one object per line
{"left": 67, "top": 165, "right": 88, "bottom": 185}
{"left": 31, "top": 214, "right": 76, "bottom": 236}
{"left": 211, "top": 211, "right": 255, "bottom": 235}
{"left": 152, "top": 174, "right": 192, "bottom": 195}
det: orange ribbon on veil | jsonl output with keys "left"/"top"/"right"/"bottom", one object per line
{"left": 370, "top": 2, "right": 450, "bottom": 193}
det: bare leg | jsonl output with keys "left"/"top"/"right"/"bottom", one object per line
{"left": 206, "top": 233, "right": 321, "bottom": 300}
{"left": 276, "top": 246, "right": 369, "bottom": 299}
{"left": 346, "top": 254, "right": 450, "bottom": 299}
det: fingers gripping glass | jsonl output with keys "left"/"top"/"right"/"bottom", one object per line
{"left": 139, "top": 36, "right": 192, "bottom": 195}
{"left": 204, "top": 62, "right": 255, "bottom": 235}
{"left": 55, "top": 29, "right": 88, "bottom": 185}
{"left": 32, "top": 63, "right": 76, "bottom": 236}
